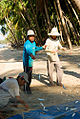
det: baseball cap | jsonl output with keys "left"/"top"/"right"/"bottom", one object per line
{"left": 18, "top": 72, "right": 28, "bottom": 83}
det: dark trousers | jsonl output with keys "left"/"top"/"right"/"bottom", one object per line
{"left": 23, "top": 66, "right": 32, "bottom": 92}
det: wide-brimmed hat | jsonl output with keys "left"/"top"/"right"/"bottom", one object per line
{"left": 27, "top": 30, "right": 35, "bottom": 36}
{"left": 18, "top": 72, "right": 28, "bottom": 83}
{"left": 48, "top": 27, "right": 60, "bottom": 36}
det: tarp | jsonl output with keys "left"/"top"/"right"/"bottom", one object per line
{"left": 7, "top": 100, "right": 80, "bottom": 119}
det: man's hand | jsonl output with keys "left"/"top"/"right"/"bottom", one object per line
{"left": 51, "top": 50, "right": 58, "bottom": 53}
{"left": 42, "top": 45, "right": 47, "bottom": 49}
{"left": 62, "top": 47, "right": 67, "bottom": 51}
{"left": 25, "top": 104, "right": 29, "bottom": 109}
{"left": 15, "top": 96, "right": 29, "bottom": 109}
{"left": 30, "top": 54, "right": 36, "bottom": 59}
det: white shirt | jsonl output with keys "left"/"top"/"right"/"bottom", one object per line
{"left": 0, "top": 78, "right": 20, "bottom": 97}
{"left": 45, "top": 38, "right": 63, "bottom": 61}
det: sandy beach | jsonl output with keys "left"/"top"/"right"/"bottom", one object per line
{"left": 0, "top": 46, "right": 80, "bottom": 118}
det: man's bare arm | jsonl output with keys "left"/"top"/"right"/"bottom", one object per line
{"left": 16, "top": 96, "right": 29, "bottom": 109}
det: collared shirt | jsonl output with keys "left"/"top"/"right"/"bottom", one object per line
{"left": 45, "top": 38, "right": 63, "bottom": 61}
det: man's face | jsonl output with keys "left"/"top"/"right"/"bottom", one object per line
{"left": 18, "top": 77, "right": 26, "bottom": 86}
{"left": 51, "top": 36, "right": 57, "bottom": 39}
{"left": 29, "top": 35, "right": 35, "bottom": 42}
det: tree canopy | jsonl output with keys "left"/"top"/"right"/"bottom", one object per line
{"left": 0, "top": 0, "right": 80, "bottom": 49}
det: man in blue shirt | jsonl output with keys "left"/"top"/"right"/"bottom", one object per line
{"left": 23, "top": 29, "right": 45, "bottom": 94}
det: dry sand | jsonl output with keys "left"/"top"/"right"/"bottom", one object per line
{"left": 0, "top": 46, "right": 80, "bottom": 118}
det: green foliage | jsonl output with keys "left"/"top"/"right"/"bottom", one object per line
{"left": 0, "top": 39, "right": 8, "bottom": 44}
{"left": 0, "top": 0, "right": 80, "bottom": 48}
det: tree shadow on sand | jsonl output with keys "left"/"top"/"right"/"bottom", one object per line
{"left": 32, "top": 73, "right": 50, "bottom": 86}
{"left": 64, "top": 70, "right": 80, "bottom": 78}
{"left": 0, "top": 48, "right": 23, "bottom": 62}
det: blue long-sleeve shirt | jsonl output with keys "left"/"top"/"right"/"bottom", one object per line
{"left": 23, "top": 40, "right": 43, "bottom": 67}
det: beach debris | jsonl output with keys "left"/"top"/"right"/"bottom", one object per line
{"left": 70, "top": 108, "right": 77, "bottom": 111}
{"left": 38, "top": 98, "right": 48, "bottom": 111}
{"left": 38, "top": 98, "right": 45, "bottom": 101}
{"left": 22, "top": 112, "right": 24, "bottom": 119}
{"left": 75, "top": 100, "right": 79, "bottom": 104}
{"left": 72, "top": 113, "right": 76, "bottom": 117}
{"left": 56, "top": 107, "right": 60, "bottom": 111}
{"left": 38, "top": 74, "right": 41, "bottom": 80}
{"left": 77, "top": 63, "right": 80, "bottom": 67}
{"left": 60, "top": 91, "right": 63, "bottom": 95}
{"left": 40, "top": 102, "right": 48, "bottom": 111}
{"left": 58, "top": 54, "right": 61, "bottom": 57}
{"left": 63, "top": 85, "right": 66, "bottom": 89}
{"left": 76, "top": 91, "right": 79, "bottom": 94}
{"left": 66, "top": 107, "right": 69, "bottom": 111}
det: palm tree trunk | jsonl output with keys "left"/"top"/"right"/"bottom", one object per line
{"left": 56, "top": 0, "right": 72, "bottom": 49}
{"left": 54, "top": 1, "right": 63, "bottom": 42}
{"left": 5, "top": 17, "right": 17, "bottom": 45}
{"left": 20, "top": 12, "right": 29, "bottom": 27}
{"left": 29, "top": 0, "right": 43, "bottom": 44}
{"left": 65, "top": 0, "right": 79, "bottom": 36}
{"left": 44, "top": 0, "right": 51, "bottom": 31}
{"left": 67, "top": 0, "right": 80, "bottom": 26}
{"left": 20, "top": 0, "right": 42, "bottom": 44}
{"left": 64, "top": 15, "right": 78, "bottom": 45}
{"left": 19, "top": 0, "right": 32, "bottom": 28}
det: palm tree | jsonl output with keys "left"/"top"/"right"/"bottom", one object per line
{"left": 56, "top": 0, "right": 72, "bottom": 49}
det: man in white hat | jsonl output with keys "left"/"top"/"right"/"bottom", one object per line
{"left": 23, "top": 29, "right": 45, "bottom": 94}
{"left": 45, "top": 27, "right": 66, "bottom": 86}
